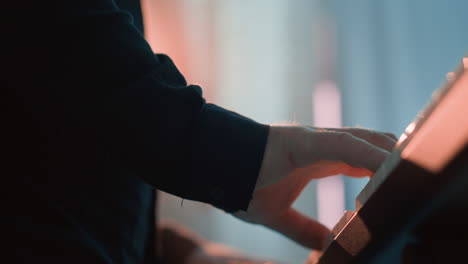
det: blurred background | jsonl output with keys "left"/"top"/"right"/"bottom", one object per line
{"left": 140, "top": 0, "right": 467, "bottom": 263}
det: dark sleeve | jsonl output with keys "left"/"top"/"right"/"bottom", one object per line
{"left": 12, "top": 0, "right": 269, "bottom": 212}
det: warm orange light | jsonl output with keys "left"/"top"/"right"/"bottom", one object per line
{"left": 401, "top": 69, "right": 468, "bottom": 173}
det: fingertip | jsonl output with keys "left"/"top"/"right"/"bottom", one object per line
{"left": 268, "top": 209, "right": 331, "bottom": 250}
{"left": 344, "top": 166, "right": 374, "bottom": 178}
{"left": 354, "top": 140, "right": 390, "bottom": 172}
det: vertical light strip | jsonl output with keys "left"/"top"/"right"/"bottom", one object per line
{"left": 313, "top": 81, "right": 346, "bottom": 229}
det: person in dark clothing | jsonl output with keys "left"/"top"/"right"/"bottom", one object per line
{"left": 4, "top": 0, "right": 397, "bottom": 263}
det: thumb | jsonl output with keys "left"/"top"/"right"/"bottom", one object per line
{"left": 266, "top": 208, "right": 331, "bottom": 250}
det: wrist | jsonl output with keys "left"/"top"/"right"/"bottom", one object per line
{"left": 255, "top": 126, "right": 295, "bottom": 191}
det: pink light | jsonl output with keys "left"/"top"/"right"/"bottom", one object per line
{"left": 402, "top": 69, "right": 468, "bottom": 173}
{"left": 313, "top": 81, "right": 345, "bottom": 229}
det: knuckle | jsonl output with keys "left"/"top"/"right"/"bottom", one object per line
{"left": 368, "top": 130, "right": 383, "bottom": 143}
{"left": 385, "top": 133, "right": 398, "bottom": 140}
{"left": 336, "top": 132, "right": 353, "bottom": 142}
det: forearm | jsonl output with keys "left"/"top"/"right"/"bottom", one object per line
{"left": 15, "top": 0, "right": 268, "bottom": 212}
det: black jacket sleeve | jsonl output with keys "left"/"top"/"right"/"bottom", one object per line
{"left": 8, "top": 0, "right": 269, "bottom": 213}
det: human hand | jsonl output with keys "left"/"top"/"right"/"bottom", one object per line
{"left": 157, "top": 220, "right": 281, "bottom": 264}
{"left": 304, "top": 250, "right": 323, "bottom": 264}
{"left": 234, "top": 126, "right": 397, "bottom": 249}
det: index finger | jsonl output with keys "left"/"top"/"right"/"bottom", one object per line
{"left": 316, "top": 131, "right": 391, "bottom": 172}
{"left": 266, "top": 208, "right": 331, "bottom": 250}
{"left": 322, "top": 127, "right": 397, "bottom": 152}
